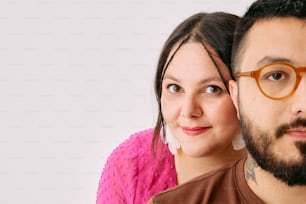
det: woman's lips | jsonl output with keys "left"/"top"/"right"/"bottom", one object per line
{"left": 181, "top": 126, "right": 211, "bottom": 136}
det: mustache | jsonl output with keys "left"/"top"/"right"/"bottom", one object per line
{"left": 276, "top": 118, "right": 306, "bottom": 138}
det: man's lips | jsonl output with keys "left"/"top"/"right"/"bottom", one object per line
{"left": 286, "top": 127, "right": 306, "bottom": 139}
{"left": 181, "top": 126, "right": 211, "bottom": 136}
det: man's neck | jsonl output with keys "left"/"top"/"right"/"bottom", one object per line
{"left": 245, "top": 156, "right": 306, "bottom": 204}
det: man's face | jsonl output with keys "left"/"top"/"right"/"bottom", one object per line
{"left": 231, "top": 17, "right": 306, "bottom": 186}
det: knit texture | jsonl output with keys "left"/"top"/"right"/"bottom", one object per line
{"left": 96, "top": 128, "right": 177, "bottom": 204}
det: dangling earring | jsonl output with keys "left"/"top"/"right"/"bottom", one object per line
{"left": 161, "top": 125, "right": 180, "bottom": 155}
{"left": 232, "top": 133, "right": 245, "bottom": 150}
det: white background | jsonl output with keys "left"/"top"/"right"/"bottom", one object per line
{"left": 0, "top": 0, "right": 254, "bottom": 203}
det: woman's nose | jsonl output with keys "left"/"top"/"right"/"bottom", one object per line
{"left": 181, "top": 94, "right": 203, "bottom": 118}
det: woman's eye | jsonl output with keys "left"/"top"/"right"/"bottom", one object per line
{"left": 167, "top": 84, "right": 181, "bottom": 93}
{"left": 205, "top": 85, "right": 222, "bottom": 94}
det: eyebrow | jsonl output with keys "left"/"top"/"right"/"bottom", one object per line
{"left": 256, "top": 56, "right": 293, "bottom": 67}
{"left": 162, "top": 75, "right": 224, "bottom": 84}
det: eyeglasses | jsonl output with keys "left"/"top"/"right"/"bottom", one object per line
{"left": 235, "top": 63, "right": 306, "bottom": 100}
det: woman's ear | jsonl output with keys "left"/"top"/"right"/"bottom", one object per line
{"left": 229, "top": 80, "right": 240, "bottom": 120}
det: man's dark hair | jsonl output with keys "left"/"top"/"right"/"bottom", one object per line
{"left": 232, "top": 0, "right": 306, "bottom": 75}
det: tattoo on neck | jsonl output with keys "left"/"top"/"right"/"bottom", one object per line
{"left": 245, "top": 157, "right": 258, "bottom": 184}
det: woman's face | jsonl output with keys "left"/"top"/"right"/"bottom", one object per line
{"left": 161, "top": 42, "right": 240, "bottom": 157}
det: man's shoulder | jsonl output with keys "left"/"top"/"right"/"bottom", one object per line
{"left": 149, "top": 159, "right": 247, "bottom": 204}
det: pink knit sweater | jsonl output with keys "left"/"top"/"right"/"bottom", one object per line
{"left": 96, "top": 129, "right": 177, "bottom": 204}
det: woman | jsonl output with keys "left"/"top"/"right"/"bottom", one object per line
{"left": 97, "top": 12, "right": 246, "bottom": 204}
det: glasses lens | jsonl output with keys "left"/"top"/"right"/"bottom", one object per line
{"left": 258, "top": 64, "right": 296, "bottom": 98}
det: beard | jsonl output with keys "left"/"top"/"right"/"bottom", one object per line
{"left": 240, "top": 113, "right": 306, "bottom": 186}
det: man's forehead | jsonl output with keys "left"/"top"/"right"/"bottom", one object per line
{"left": 239, "top": 17, "right": 306, "bottom": 71}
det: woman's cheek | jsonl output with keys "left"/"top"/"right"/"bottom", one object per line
{"left": 162, "top": 96, "right": 180, "bottom": 122}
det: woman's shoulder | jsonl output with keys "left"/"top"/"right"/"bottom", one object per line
{"left": 105, "top": 128, "right": 155, "bottom": 165}
{"left": 98, "top": 128, "right": 176, "bottom": 203}
{"left": 104, "top": 128, "right": 174, "bottom": 170}
{"left": 100, "top": 128, "right": 169, "bottom": 187}
{"left": 128, "top": 128, "right": 155, "bottom": 145}
{"left": 115, "top": 128, "right": 154, "bottom": 152}
{"left": 97, "top": 129, "right": 156, "bottom": 203}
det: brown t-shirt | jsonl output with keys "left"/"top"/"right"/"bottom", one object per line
{"left": 148, "top": 158, "right": 264, "bottom": 204}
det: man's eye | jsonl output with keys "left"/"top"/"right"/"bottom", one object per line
{"left": 205, "top": 85, "right": 222, "bottom": 94}
{"left": 168, "top": 84, "right": 181, "bottom": 93}
{"left": 267, "top": 72, "right": 286, "bottom": 81}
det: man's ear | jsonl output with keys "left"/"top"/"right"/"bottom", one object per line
{"left": 229, "top": 80, "right": 240, "bottom": 120}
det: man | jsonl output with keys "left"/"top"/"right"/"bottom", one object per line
{"left": 148, "top": 0, "right": 306, "bottom": 203}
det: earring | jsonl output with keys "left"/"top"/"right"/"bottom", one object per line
{"left": 232, "top": 133, "right": 245, "bottom": 150}
{"left": 161, "top": 125, "right": 180, "bottom": 155}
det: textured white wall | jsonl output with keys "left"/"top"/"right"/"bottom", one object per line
{"left": 0, "top": 0, "right": 254, "bottom": 203}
